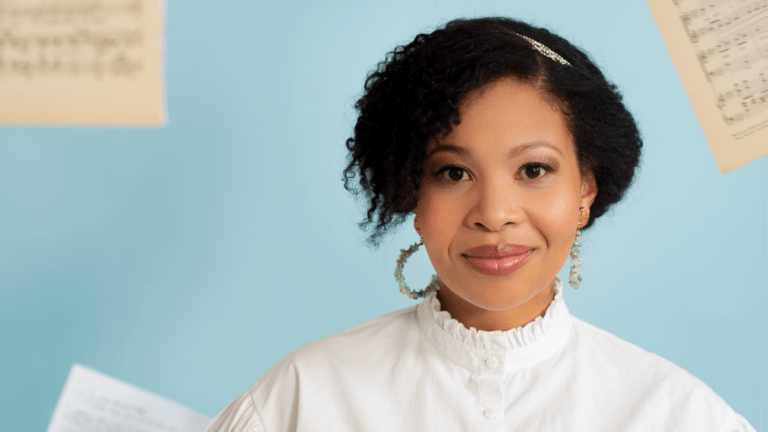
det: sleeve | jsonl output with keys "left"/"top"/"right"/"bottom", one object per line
{"left": 727, "top": 411, "right": 757, "bottom": 432}
{"left": 204, "top": 390, "right": 266, "bottom": 432}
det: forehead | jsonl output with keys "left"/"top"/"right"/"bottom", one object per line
{"left": 429, "top": 78, "right": 572, "bottom": 156}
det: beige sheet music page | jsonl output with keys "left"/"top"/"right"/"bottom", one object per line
{"left": 647, "top": 0, "right": 768, "bottom": 173}
{"left": 0, "top": 0, "right": 165, "bottom": 126}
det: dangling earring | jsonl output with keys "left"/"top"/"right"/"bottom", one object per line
{"left": 569, "top": 207, "right": 589, "bottom": 290}
{"left": 395, "top": 216, "right": 440, "bottom": 299}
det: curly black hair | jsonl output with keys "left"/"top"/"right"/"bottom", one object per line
{"left": 342, "top": 17, "right": 642, "bottom": 247}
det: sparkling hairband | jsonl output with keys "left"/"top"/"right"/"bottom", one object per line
{"left": 512, "top": 32, "right": 571, "bottom": 67}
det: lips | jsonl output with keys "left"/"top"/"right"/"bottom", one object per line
{"left": 463, "top": 243, "right": 531, "bottom": 258}
{"left": 462, "top": 243, "right": 533, "bottom": 276}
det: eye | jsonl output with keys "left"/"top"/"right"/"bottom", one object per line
{"left": 520, "top": 163, "right": 550, "bottom": 180}
{"left": 436, "top": 166, "right": 470, "bottom": 182}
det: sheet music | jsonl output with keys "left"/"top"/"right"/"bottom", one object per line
{"left": 46, "top": 364, "right": 210, "bottom": 432}
{"left": 647, "top": 0, "right": 768, "bottom": 172}
{"left": 0, "top": 0, "right": 165, "bottom": 125}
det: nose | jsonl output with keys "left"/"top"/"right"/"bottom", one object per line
{"left": 467, "top": 178, "right": 524, "bottom": 232}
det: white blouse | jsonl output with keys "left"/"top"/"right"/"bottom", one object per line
{"left": 205, "top": 278, "right": 756, "bottom": 432}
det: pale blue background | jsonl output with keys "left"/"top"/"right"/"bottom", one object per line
{"left": 1, "top": 0, "right": 765, "bottom": 430}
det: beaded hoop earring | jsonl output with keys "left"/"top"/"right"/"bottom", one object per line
{"left": 568, "top": 229, "right": 583, "bottom": 290}
{"left": 569, "top": 207, "right": 589, "bottom": 290}
{"left": 394, "top": 236, "right": 441, "bottom": 299}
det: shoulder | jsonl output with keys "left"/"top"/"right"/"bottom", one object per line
{"left": 568, "top": 316, "right": 754, "bottom": 431}
{"left": 259, "top": 302, "right": 418, "bottom": 369}
{"left": 204, "top": 391, "right": 265, "bottom": 432}
{"left": 286, "top": 303, "right": 420, "bottom": 368}
{"left": 569, "top": 315, "right": 715, "bottom": 394}
{"left": 569, "top": 316, "right": 681, "bottom": 370}
{"left": 250, "top": 305, "right": 421, "bottom": 423}
{"left": 206, "top": 305, "right": 420, "bottom": 432}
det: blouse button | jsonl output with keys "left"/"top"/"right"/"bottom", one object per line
{"left": 483, "top": 407, "right": 497, "bottom": 419}
{"left": 484, "top": 356, "right": 498, "bottom": 368}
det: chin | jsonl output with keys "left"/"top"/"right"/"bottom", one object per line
{"left": 457, "top": 276, "right": 542, "bottom": 310}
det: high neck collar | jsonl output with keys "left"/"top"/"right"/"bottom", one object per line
{"left": 416, "top": 277, "right": 573, "bottom": 374}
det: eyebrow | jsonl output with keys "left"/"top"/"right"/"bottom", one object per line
{"left": 426, "top": 142, "right": 564, "bottom": 160}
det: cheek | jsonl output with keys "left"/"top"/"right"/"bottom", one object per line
{"left": 531, "top": 189, "right": 579, "bottom": 243}
{"left": 417, "top": 192, "right": 453, "bottom": 238}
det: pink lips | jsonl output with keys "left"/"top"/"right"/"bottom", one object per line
{"left": 463, "top": 243, "right": 532, "bottom": 276}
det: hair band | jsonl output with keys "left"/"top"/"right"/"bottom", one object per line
{"left": 512, "top": 32, "right": 572, "bottom": 67}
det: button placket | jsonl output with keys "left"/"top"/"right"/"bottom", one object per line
{"left": 483, "top": 407, "right": 497, "bottom": 419}
{"left": 475, "top": 371, "right": 503, "bottom": 429}
{"left": 484, "top": 356, "right": 499, "bottom": 369}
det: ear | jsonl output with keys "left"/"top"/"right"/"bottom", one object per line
{"left": 579, "top": 169, "right": 598, "bottom": 210}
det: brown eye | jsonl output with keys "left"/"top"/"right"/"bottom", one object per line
{"left": 521, "top": 164, "right": 548, "bottom": 180}
{"left": 442, "top": 167, "right": 469, "bottom": 182}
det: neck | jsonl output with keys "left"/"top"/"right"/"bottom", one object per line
{"left": 435, "top": 279, "right": 556, "bottom": 332}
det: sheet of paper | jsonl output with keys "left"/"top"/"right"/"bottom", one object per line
{"left": 647, "top": 0, "right": 768, "bottom": 172}
{"left": 0, "top": 0, "right": 166, "bottom": 126}
{"left": 46, "top": 363, "right": 210, "bottom": 432}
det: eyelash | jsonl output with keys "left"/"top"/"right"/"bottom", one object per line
{"left": 434, "top": 163, "right": 553, "bottom": 182}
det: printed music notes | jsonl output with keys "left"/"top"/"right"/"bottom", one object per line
{"left": 647, "top": 0, "right": 768, "bottom": 172}
{"left": 0, "top": 0, "right": 166, "bottom": 126}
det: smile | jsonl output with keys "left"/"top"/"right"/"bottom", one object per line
{"left": 463, "top": 250, "right": 532, "bottom": 276}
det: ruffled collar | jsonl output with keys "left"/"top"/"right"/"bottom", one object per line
{"left": 416, "top": 277, "right": 573, "bottom": 374}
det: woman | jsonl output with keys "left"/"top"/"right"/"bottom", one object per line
{"left": 206, "top": 17, "right": 756, "bottom": 431}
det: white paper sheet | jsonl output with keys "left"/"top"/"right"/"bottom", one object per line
{"left": 46, "top": 363, "right": 210, "bottom": 432}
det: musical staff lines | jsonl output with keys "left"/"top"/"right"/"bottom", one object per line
{"left": 649, "top": 0, "right": 768, "bottom": 170}
{"left": 675, "top": 0, "right": 768, "bottom": 124}
{"left": 0, "top": 0, "right": 141, "bottom": 25}
{"left": 0, "top": 0, "right": 145, "bottom": 80}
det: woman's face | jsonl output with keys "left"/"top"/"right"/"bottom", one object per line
{"left": 414, "top": 78, "right": 597, "bottom": 331}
